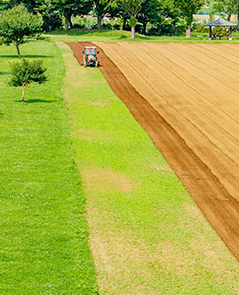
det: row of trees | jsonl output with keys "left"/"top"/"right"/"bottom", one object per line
{"left": 0, "top": 0, "right": 238, "bottom": 40}
{"left": 0, "top": 6, "right": 47, "bottom": 103}
{"left": 0, "top": 0, "right": 237, "bottom": 104}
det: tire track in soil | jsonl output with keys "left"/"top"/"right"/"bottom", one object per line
{"left": 99, "top": 42, "right": 239, "bottom": 197}
{"left": 66, "top": 41, "right": 239, "bottom": 262}
{"left": 117, "top": 42, "right": 239, "bottom": 202}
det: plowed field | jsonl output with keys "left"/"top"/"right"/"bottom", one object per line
{"left": 67, "top": 42, "right": 239, "bottom": 262}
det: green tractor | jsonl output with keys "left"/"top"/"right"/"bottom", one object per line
{"left": 82, "top": 46, "right": 100, "bottom": 67}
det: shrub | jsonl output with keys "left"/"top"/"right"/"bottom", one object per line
{"left": 192, "top": 22, "right": 209, "bottom": 33}
{"left": 91, "top": 23, "right": 98, "bottom": 29}
{"left": 147, "top": 22, "right": 185, "bottom": 36}
{"left": 112, "top": 23, "right": 121, "bottom": 30}
{"left": 102, "top": 23, "right": 112, "bottom": 29}
{"left": 212, "top": 26, "right": 229, "bottom": 36}
{"left": 73, "top": 23, "right": 85, "bottom": 29}
{"left": 135, "top": 24, "right": 144, "bottom": 34}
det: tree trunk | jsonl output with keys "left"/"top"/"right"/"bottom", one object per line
{"left": 123, "top": 20, "right": 126, "bottom": 30}
{"left": 69, "top": 14, "right": 73, "bottom": 29}
{"left": 186, "top": 23, "right": 191, "bottom": 38}
{"left": 97, "top": 15, "right": 102, "bottom": 30}
{"left": 16, "top": 44, "right": 21, "bottom": 58}
{"left": 131, "top": 24, "right": 135, "bottom": 39}
{"left": 64, "top": 11, "right": 70, "bottom": 30}
{"left": 209, "top": 26, "right": 212, "bottom": 39}
{"left": 227, "top": 12, "right": 231, "bottom": 21}
{"left": 143, "top": 21, "right": 147, "bottom": 35}
{"left": 22, "top": 84, "right": 28, "bottom": 105}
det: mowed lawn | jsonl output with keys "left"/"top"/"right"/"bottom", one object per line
{"left": 1, "top": 35, "right": 239, "bottom": 295}
{"left": 48, "top": 29, "right": 239, "bottom": 43}
{"left": 0, "top": 41, "right": 98, "bottom": 294}
{"left": 58, "top": 40, "right": 239, "bottom": 294}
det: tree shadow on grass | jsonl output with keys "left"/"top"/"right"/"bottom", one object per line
{"left": 0, "top": 71, "right": 10, "bottom": 75}
{"left": 48, "top": 28, "right": 153, "bottom": 40}
{"left": 15, "top": 99, "right": 57, "bottom": 104}
{"left": 1, "top": 55, "right": 53, "bottom": 59}
{"left": 48, "top": 29, "right": 99, "bottom": 36}
{"left": 119, "top": 35, "right": 128, "bottom": 39}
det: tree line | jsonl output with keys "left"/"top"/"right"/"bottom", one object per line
{"left": 0, "top": 0, "right": 238, "bottom": 104}
{"left": 0, "top": 0, "right": 238, "bottom": 40}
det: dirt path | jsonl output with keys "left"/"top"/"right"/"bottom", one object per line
{"left": 66, "top": 41, "right": 239, "bottom": 262}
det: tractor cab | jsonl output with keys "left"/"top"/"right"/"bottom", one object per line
{"left": 82, "top": 46, "right": 99, "bottom": 67}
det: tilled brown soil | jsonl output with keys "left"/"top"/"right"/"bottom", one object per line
{"left": 66, "top": 41, "right": 239, "bottom": 262}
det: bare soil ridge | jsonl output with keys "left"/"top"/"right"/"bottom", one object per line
{"left": 66, "top": 41, "right": 239, "bottom": 262}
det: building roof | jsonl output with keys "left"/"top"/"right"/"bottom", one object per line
{"left": 205, "top": 18, "right": 237, "bottom": 27}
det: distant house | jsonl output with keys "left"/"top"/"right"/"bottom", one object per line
{"left": 193, "top": 13, "right": 236, "bottom": 24}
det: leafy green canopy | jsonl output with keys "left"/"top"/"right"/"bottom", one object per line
{"left": 116, "top": 0, "right": 145, "bottom": 38}
{"left": 174, "top": 0, "right": 204, "bottom": 25}
{"left": 0, "top": 5, "right": 43, "bottom": 56}
{"left": 51, "top": 0, "right": 93, "bottom": 29}
{"left": 212, "top": 0, "right": 238, "bottom": 21}
{"left": 137, "top": 0, "right": 180, "bottom": 35}
{"left": 8, "top": 58, "right": 47, "bottom": 87}
{"left": 174, "top": 0, "right": 204, "bottom": 37}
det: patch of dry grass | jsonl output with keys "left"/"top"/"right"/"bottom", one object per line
{"left": 58, "top": 41, "right": 239, "bottom": 295}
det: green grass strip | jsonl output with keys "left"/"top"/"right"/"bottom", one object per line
{"left": 48, "top": 29, "right": 239, "bottom": 43}
{"left": 0, "top": 41, "right": 98, "bottom": 294}
{"left": 59, "top": 41, "right": 239, "bottom": 294}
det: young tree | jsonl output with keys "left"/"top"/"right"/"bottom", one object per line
{"left": 0, "top": 6, "right": 43, "bottom": 57}
{"left": 174, "top": 0, "right": 204, "bottom": 38}
{"left": 8, "top": 58, "right": 47, "bottom": 104}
